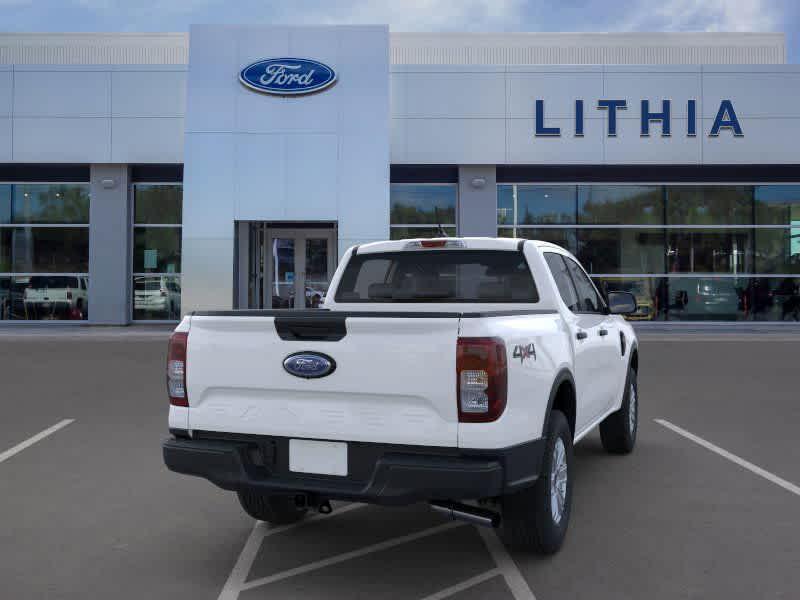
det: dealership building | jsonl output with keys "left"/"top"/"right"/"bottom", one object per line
{"left": 0, "top": 27, "right": 799, "bottom": 324}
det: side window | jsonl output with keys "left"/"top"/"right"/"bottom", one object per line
{"left": 544, "top": 252, "right": 580, "bottom": 311}
{"left": 564, "top": 257, "right": 604, "bottom": 313}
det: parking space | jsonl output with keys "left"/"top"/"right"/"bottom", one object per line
{"left": 1, "top": 330, "right": 798, "bottom": 599}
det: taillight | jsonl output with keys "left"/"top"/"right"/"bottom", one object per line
{"left": 456, "top": 337, "right": 507, "bottom": 423}
{"left": 167, "top": 331, "right": 188, "bottom": 407}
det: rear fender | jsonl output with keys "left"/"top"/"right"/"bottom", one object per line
{"left": 542, "top": 368, "right": 576, "bottom": 439}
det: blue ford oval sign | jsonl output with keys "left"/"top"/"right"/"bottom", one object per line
{"left": 239, "top": 58, "right": 337, "bottom": 96}
{"left": 283, "top": 352, "right": 336, "bottom": 379}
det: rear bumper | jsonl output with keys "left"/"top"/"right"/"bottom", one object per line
{"left": 163, "top": 433, "right": 545, "bottom": 505}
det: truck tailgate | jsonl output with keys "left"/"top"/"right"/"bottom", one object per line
{"left": 186, "top": 314, "right": 460, "bottom": 446}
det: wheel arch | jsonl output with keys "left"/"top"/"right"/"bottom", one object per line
{"left": 629, "top": 342, "right": 639, "bottom": 374}
{"left": 542, "top": 368, "right": 577, "bottom": 441}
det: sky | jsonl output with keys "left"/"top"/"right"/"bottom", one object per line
{"left": 0, "top": 0, "right": 797, "bottom": 62}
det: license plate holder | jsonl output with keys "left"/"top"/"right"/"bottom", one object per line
{"left": 289, "top": 439, "right": 348, "bottom": 476}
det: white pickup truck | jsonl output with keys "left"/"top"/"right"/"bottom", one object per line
{"left": 163, "top": 238, "right": 639, "bottom": 553}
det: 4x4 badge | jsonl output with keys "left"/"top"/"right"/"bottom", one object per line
{"left": 512, "top": 343, "right": 536, "bottom": 363}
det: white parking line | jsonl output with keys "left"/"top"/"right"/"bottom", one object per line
{"left": 0, "top": 419, "right": 75, "bottom": 464}
{"left": 418, "top": 568, "right": 501, "bottom": 600}
{"left": 217, "top": 502, "right": 367, "bottom": 600}
{"left": 655, "top": 418, "right": 800, "bottom": 498}
{"left": 240, "top": 520, "right": 464, "bottom": 591}
{"left": 220, "top": 502, "right": 536, "bottom": 600}
{"left": 477, "top": 528, "right": 537, "bottom": 600}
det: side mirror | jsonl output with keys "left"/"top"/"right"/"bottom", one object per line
{"left": 607, "top": 291, "right": 637, "bottom": 315}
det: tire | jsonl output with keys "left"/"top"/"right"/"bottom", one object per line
{"left": 599, "top": 367, "right": 638, "bottom": 454}
{"left": 498, "top": 410, "right": 573, "bottom": 554}
{"left": 236, "top": 490, "right": 307, "bottom": 524}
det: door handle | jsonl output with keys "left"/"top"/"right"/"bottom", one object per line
{"left": 599, "top": 328, "right": 609, "bottom": 336}
{"left": 576, "top": 331, "right": 588, "bottom": 340}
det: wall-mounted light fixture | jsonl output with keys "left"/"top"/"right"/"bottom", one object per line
{"left": 101, "top": 178, "right": 116, "bottom": 189}
{"left": 470, "top": 177, "right": 487, "bottom": 189}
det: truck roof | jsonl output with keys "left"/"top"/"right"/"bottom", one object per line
{"left": 355, "top": 237, "right": 564, "bottom": 254}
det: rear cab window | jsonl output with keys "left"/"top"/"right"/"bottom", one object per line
{"left": 335, "top": 250, "right": 539, "bottom": 303}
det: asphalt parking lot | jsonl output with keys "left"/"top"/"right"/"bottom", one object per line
{"left": 1, "top": 328, "right": 799, "bottom": 599}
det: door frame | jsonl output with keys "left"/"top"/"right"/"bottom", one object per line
{"left": 263, "top": 227, "right": 337, "bottom": 310}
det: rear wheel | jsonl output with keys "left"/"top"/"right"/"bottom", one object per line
{"left": 498, "top": 410, "right": 573, "bottom": 554}
{"left": 237, "top": 490, "right": 307, "bottom": 524}
{"left": 599, "top": 367, "right": 638, "bottom": 454}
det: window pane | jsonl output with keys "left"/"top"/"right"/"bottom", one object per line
{"left": 390, "top": 184, "right": 456, "bottom": 225}
{"left": 3, "top": 184, "right": 90, "bottom": 224}
{"left": 577, "top": 229, "right": 664, "bottom": 274}
{"left": 754, "top": 185, "right": 800, "bottom": 225}
{"left": 133, "top": 227, "right": 181, "bottom": 273}
{"left": 746, "top": 277, "right": 800, "bottom": 321}
{"left": 666, "top": 277, "right": 748, "bottom": 321}
{"left": 516, "top": 185, "right": 575, "bottom": 224}
{"left": 666, "top": 229, "right": 753, "bottom": 274}
{"left": 0, "top": 276, "right": 15, "bottom": 320}
{"left": 134, "top": 184, "right": 182, "bottom": 225}
{"left": 305, "top": 238, "right": 330, "bottom": 308}
{"left": 133, "top": 275, "right": 181, "bottom": 320}
{"left": 390, "top": 226, "right": 456, "bottom": 240}
{"left": 593, "top": 277, "right": 668, "bottom": 321}
{"left": 0, "top": 185, "right": 10, "bottom": 223}
{"left": 1, "top": 228, "right": 89, "bottom": 273}
{"left": 544, "top": 252, "right": 579, "bottom": 311}
{"left": 0, "top": 275, "right": 88, "bottom": 320}
{"left": 578, "top": 185, "right": 663, "bottom": 225}
{"left": 270, "top": 238, "right": 296, "bottom": 309}
{"left": 564, "top": 256, "right": 603, "bottom": 312}
{"left": 497, "top": 185, "right": 514, "bottom": 225}
{"left": 755, "top": 228, "right": 800, "bottom": 274}
{"left": 499, "top": 227, "right": 578, "bottom": 255}
{"left": 666, "top": 186, "right": 752, "bottom": 225}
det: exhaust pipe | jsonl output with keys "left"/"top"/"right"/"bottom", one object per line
{"left": 430, "top": 501, "right": 500, "bottom": 528}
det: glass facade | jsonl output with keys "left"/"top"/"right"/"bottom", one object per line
{"left": 390, "top": 184, "right": 457, "bottom": 239}
{"left": 0, "top": 184, "right": 90, "bottom": 321}
{"left": 132, "top": 184, "right": 182, "bottom": 320}
{"left": 498, "top": 184, "right": 800, "bottom": 321}
{"left": 1, "top": 175, "right": 795, "bottom": 325}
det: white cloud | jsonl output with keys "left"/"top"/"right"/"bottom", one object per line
{"left": 283, "top": 0, "right": 524, "bottom": 31}
{"left": 622, "top": 0, "right": 780, "bottom": 32}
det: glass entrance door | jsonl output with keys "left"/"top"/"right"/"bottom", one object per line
{"left": 263, "top": 228, "right": 336, "bottom": 309}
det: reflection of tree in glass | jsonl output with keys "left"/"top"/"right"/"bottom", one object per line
{"left": 14, "top": 185, "right": 90, "bottom": 224}
{"left": 390, "top": 185, "right": 456, "bottom": 225}
{"left": 666, "top": 186, "right": 752, "bottom": 225}
{"left": 134, "top": 186, "right": 183, "bottom": 224}
{"left": 390, "top": 202, "right": 456, "bottom": 225}
{"left": 579, "top": 186, "right": 662, "bottom": 225}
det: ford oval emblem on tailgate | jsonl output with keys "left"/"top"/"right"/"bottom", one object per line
{"left": 283, "top": 352, "right": 336, "bottom": 379}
